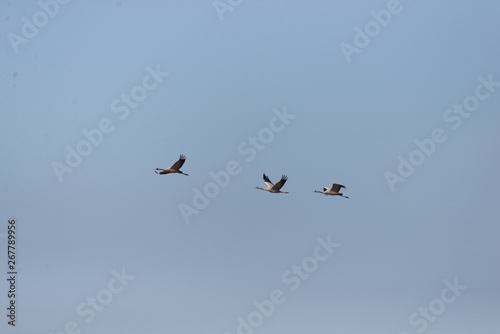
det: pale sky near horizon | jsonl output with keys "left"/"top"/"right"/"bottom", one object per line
{"left": 1, "top": 1, "right": 500, "bottom": 333}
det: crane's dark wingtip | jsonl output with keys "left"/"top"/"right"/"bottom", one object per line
{"left": 263, "top": 173, "right": 272, "bottom": 182}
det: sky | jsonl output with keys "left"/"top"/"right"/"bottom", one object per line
{"left": 1, "top": 1, "right": 499, "bottom": 333}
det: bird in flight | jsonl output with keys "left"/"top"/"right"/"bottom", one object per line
{"left": 155, "top": 154, "right": 189, "bottom": 176}
{"left": 314, "top": 183, "right": 349, "bottom": 198}
{"left": 256, "top": 174, "right": 289, "bottom": 193}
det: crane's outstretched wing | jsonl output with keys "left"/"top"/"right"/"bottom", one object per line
{"left": 330, "top": 183, "right": 345, "bottom": 192}
{"left": 263, "top": 173, "right": 274, "bottom": 188}
{"left": 170, "top": 154, "right": 186, "bottom": 170}
{"left": 272, "top": 175, "right": 288, "bottom": 191}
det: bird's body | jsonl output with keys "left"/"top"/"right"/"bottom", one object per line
{"left": 155, "top": 155, "right": 189, "bottom": 176}
{"left": 256, "top": 174, "right": 289, "bottom": 193}
{"left": 314, "top": 183, "right": 349, "bottom": 198}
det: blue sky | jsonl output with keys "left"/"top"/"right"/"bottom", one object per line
{"left": 1, "top": 1, "right": 499, "bottom": 333}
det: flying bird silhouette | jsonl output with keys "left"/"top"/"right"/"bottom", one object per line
{"left": 256, "top": 174, "right": 289, "bottom": 193}
{"left": 314, "top": 183, "right": 349, "bottom": 198}
{"left": 155, "top": 154, "right": 189, "bottom": 176}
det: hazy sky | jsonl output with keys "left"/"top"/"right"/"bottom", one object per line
{"left": 1, "top": 1, "right": 499, "bottom": 333}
